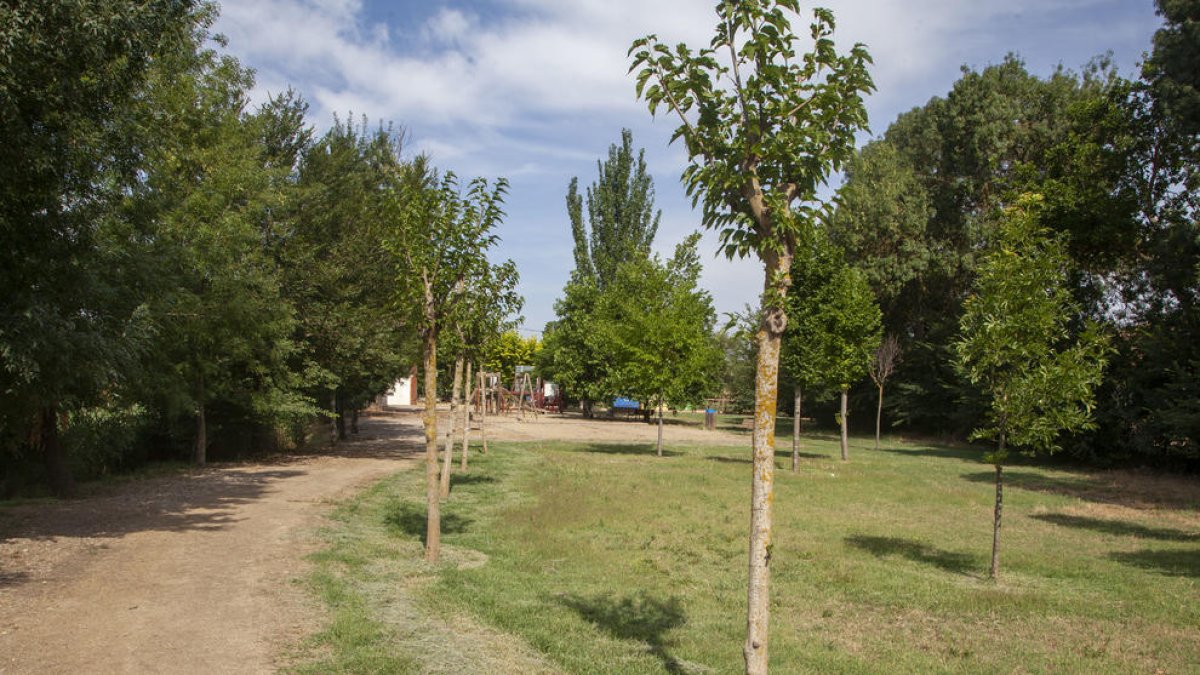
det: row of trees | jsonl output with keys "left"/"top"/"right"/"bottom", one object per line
{"left": 0, "top": 1, "right": 522, "bottom": 510}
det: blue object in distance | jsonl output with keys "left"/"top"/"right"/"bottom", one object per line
{"left": 612, "top": 397, "right": 639, "bottom": 410}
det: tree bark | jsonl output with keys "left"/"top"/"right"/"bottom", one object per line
{"left": 440, "top": 353, "right": 463, "bottom": 499}
{"left": 195, "top": 375, "right": 207, "bottom": 467}
{"left": 839, "top": 388, "right": 849, "bottom": 461}
{"left": 479, "top": 370, "right": 488, "bottom": 455}
{"left": 744, "top": 251, "right": 790, "bottom": 675}
{"left": 335, "top": 391, "right": 346, "bottom": 441}
{"left": 461, "top": 360, "right": 473, "bottom": 471}
{"left": 991, "top": 435, "right": 1006, "bottom": 579}
{"left": 582, "top": 398, "right": 592, "bottom": 419}
{"left": 656, "top": 395, "right": 664, "bottom": 457}
{"left": 39, "top": 405, "right": 75, "bottom": 497}
{"left": 791, "top": 385, "right": 801, "bottom": 473}
{"left": 422, "top": 327, "right": 441, "bottom": 562}
{"left": 875, "top": 383, "right": 883, "bottom": 450}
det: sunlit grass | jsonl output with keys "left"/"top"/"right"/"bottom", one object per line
{"left": 302, "top": 433, "right": 1200, "bottom": 673}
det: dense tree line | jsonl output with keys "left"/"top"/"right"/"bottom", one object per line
{"left": 0, "top": 2, "right": 520, "bottom": 497}
{"left": 825, "top": 1, "right": 1199, "bottom": 466}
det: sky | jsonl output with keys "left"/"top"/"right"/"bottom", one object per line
{"left": 214, "top": 0, "right": 1163, "bottom": 335}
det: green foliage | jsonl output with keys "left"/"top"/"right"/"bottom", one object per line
{"left": 955, "top": 196, "right": 1111, "bottom": 462}
{"left": 567, "top": 129, "right": 660, "bottom": 288}
{"left": 483, "top": 331, "right": 540, "bottom": 381}
{"left": 629, "top": 0, "right": 873, "bottom": 266}
{"left": 601, "top": 233, "right": 724, "bottom": 409}
{"left": 783, "top": 230, "right": 882, "bottom": 393}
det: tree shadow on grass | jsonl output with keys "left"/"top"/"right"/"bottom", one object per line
{"left": 845, "top": 534, "right": 982, "bottom": 577}
{"left": 384, "top": 502, "right": 472, "bottom": 539}
{"left": 567, "top": 444, "right": 683, "bottom": 458}
{"left": 1109, "top": 548, "right": 1200, "bottom": 577}
{"left": 1030, "top": 513, "right": 1199, "bottom": 542}
{"left": 557, "top": 591, "right": 688, "bottom": 674}
{"left": 451, "top": 473, "right": 497, "bottom": 488}
{"left": 961, "top": 470, "right": 1200, "bottom": 511}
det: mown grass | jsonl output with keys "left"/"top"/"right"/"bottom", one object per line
{"left": 300, "top": 432, "right": 1200, "bottom": 673}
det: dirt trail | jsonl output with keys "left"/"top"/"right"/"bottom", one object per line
{"left": 0, "top": 416, "right": 424, "bottom": 675}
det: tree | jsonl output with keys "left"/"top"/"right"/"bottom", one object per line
{"left": 0, "top": 0, "right": 196, "bottom": 494}
{"left": 385, "top": 160, "right": 508, "bottom": 563}
{"left": 603, "top": 233, "right": 723, "bottom": 456}
{"left": 630, "top": 2, "right": 872, "bottom": 670}
{"left": 955, "top": 195, "right": 1110, "bottom": 579}
{"left": 543, "top": 129, "right": 662, "bottom": 417}
{"left": 869, "top": 335, "right": 902, "bottom": 450}
{"left": 568, "top": 128, "right": 661, "bottom": 288}
{"left": 783, "top": 231, "right": 881, "bottom": 463}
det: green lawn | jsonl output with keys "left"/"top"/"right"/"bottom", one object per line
{"left": 297, "top": 432, "right": 1200, "bottom": 673}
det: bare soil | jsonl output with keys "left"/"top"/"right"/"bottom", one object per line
{"left": 0, "top": 408, "right": 744, "bottom": 674}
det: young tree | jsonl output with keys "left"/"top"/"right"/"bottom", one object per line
{"left": 386, "top": 160, "right": 508, "bottom": 562}
{"left": 784, "top": 231, "right": 881, "bottom": 462}
{"left": 869, "top": 335, "right": 902, "bottom": 450}
{"left": 603, "top": 233, "right": 723, "bottom": 456}
{"left": 630, "top": 3, "right": 872, "bottom": 670}
{"left": 955, "top": 195, "right": 1110, "bottom": 579}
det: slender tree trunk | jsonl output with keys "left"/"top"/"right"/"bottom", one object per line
{"left": 335, "top": 392, "right": 346, "bottom": 441}
{"left": 656, "top": 395, "right": 664, "bottom": 457}
{"left": 39, "top": 405, "right": 75, "bottom": 497}
{"left": 328, "top": 391, "right": 337, "bottom": 446}
{"left": 839, "top": 388, "right": 849, "bottom": 461}
{"left": 195, "top": 375, "right": 207, "bottom": 467}
{"left": 441, "top": 353, "right": 463, "bottom": 499}
{"left": 744, "top": 251, "right": 791, "bottom": 675}
{"left": 875, "top": 383, "right": 883, "bottom": 450}
{"left": 351, "top": 409, "right": 359, "bottom": 435}
{"left": 791, "top": 385, "right": 801, "bottom": 472}
{"left": 461, "top": 360, "right": 473, "bottom": 471}
{"left": 422, "top": 326, "right": 441, "bottom": 562}
{"left": 582, "top": 398, "right": 592, "bottom": 419}
{"left": 991, "top": 432, "right": 1006, "bottom": 579}
{"left": 479, "top": 370, "right": 489, "bottom": 455}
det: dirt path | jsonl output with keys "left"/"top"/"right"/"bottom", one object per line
{"left": 0, "top": 415, "right": 424, "bottom": 675}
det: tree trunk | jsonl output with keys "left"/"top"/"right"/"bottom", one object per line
{"left": 582, "top": 398, "right": 592, "bottom": 419}
{"left": 991, "top": 434, "right": 1006, "bottom": 579}
{"left": 422, "top": 327, "right": 441, "bottom": 562}
{"left": 39, "top": 405, "right": 75, "bottom": 497}
{"left": 335, "top": 392, "right": 346, "bottom": 441}
{"left": 351, "top": 409, "right": 359, "bottom": 435}
{"left": 656, "top": 395, "right": 664, "bottom": 457}
{"left": 839, "top": 388, "right": 849, "bottom": 461}
{"left": 479, "top": 370, "right": 488, "bottom": 455}
{"left": 441, "top": 353, "right": 463, "bottom": 499}
{"left": 195, "top": 375, "right": 207, "bottom": 467}
{"left": 875, "top": 383, "right": 883, "bottom": 451}
{"left": 328, "top": 391, "right": 337, "bottom": 446}
{"left": 744, "top": 252, "right": 790, "bottom": 675}
{"left": 461, "top": 360, "right": 473, "bottom": 471}
{"left": 791, "top": 385, "right": 802, "bottom": 473}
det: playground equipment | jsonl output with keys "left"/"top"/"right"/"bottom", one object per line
{"left": 469, "top": 366, "right": 560, "bottom": 422}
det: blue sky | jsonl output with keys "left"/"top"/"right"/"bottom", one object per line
{"left": 214, "top": 0, "right": 1162, "bottom": 335}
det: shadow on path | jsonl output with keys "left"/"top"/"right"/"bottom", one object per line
{"left": 556, "top": 590, "right": 688, "bottom": 674}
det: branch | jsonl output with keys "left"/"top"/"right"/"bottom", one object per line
{"left": 648, "top": 61, "right": 709, "bottom": 159}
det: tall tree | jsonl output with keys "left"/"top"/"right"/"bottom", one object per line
{"left": 385, "top": 160, "right": 509, "bottom": 563}
{"left": 567, "top": 129, "right": 661, "bottom": 288}
{"left": 0, "top": 0, "right": 196, "bottom": 494}
{"left": 543, "top": 129, "right": 662, "bottom": 416}
{"left": 955, "top": 195, "right": 1110, "bottom": 579}
{"left": 630, "top": 2, "right": 872, "bottom": 670}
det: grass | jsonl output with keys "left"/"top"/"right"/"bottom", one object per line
{"left": 297, "top": 432, "right": 1200, "bottom": 673}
